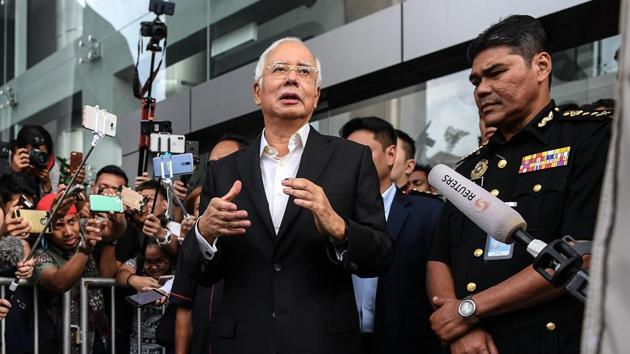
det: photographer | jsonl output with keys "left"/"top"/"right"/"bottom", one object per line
{"left": 33, "top": 192, "right": 117, "bottom": 353}
{"left": 11, "top": 125, "right": 60, "bottom": 196}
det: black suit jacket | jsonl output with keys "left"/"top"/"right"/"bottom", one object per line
{"left": 187, "top": 127, "right": 393, "bottom": 354}
{"left": 372, "top": 191, "right": 444, "bottom": 354}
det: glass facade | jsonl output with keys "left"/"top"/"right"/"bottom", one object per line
{"left": 0, "top": 0, "right": 619, "bottom": 182}
{"left": 312, "top": 35, "right": 620, "bottom": 167}
{"left": 0, "top": 0, "right": 398, "bottom": 180}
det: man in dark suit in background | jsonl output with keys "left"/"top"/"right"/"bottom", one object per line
{"left": 341, "top": 117, "right": 444, "bottom": 354}
{"left": 186, "top": 37, "right": 393, "bottom": 354}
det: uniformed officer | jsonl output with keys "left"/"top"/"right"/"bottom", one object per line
{"left": 426, "top": 15, "right": 612, "bottom": 354}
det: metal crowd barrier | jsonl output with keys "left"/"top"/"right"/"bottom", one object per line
{"left": 0, "top": 277, "right": 41, "bottom": 354}
{"left": 1, "top": 277, "right": 168, "bottom": 354}
{"left": 79, "top": 278, "right": 116, "bottom": 354}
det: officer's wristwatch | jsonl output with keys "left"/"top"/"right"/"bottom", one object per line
{"left": 458, "top": 295, "right": 480, "bottom": 323}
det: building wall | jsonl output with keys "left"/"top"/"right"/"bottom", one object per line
{"left": 0, "top": 0, "right": 618, "bottom": 181}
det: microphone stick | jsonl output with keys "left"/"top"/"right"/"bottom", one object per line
{"left": 428, "top": 164, "right": 588, "bottom": 302}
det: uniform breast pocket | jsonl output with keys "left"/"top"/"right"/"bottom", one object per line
{"left": 512, "top": 170, "right": 568, "bottom": 231}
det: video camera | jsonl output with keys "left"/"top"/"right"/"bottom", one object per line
{"left": 140, "top": 0, "right": 176, "bottom": 51}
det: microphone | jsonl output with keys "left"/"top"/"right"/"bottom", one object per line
{"left": 428, "top": 164, "right": 588, "bottom": 302}
{"left": 0, "top": 236, "right": 25, "bottom": 276}
{"left": 427, "top": 164, "right": 546, "bottom": 257}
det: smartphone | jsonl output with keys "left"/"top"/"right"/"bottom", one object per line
{"left": 152, "top": 153, "right": 194, "bottom": 178}
{"left": 89, "top": 195, "right": 123, "bottom": 213}
{"left": 159, "top": 275, "right": 174, "bottom": 285}
{"left": 140, "top": 120, "right": 172, "bottom": 135}
{"left": 18, "top": 194, "right": 34, "bottom": 209}
{"left": 66, "top": 184, "right": 86, "bottom": 201}
{"left": 82, "top": 105, "right": 117, "bottom": 137}
{"left": 70, "top": 152, "right": 83, "bottom": 173}
{"left": 149, "top": 133, "right": 186, "bottom": 153}
{"left": 13, "top": 209, "right": 50, "bottom": 234}
{"left": 0, "top": 142, "right": 10, "bottom": 176}
{"left": 185, "top": 140, "right": 199, "bottom": 156}
{"left": 126, "top": 289, "right": 165, "bottom": 307}
{"left": 120, "top": 186, "right": 145, "bottom": 212}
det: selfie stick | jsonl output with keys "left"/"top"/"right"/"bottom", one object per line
{"left": 158, "top": 157, "right": 190, "bottom": 218}
{"left": 5, "top": 111, "right": 109, "bottom": 298}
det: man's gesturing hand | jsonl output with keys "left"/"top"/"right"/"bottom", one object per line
{"left": 198, "top": 181, "right": 251, "bottom": 243}
{"left": 282, "top": 178, "right": 346, "bottom": 240}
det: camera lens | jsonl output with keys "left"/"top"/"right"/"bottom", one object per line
{"left": 29, "top": 149, "right": 49, "bottom": 169}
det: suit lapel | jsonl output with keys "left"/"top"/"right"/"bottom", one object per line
{"left": 235, "top": 137, "right": 275, "bottom": 239}
{"left": 276, "top": 128, "right": 336, "bottom": 241}
{"left": 386, "top": 191, "right": 409, "bottom": 242}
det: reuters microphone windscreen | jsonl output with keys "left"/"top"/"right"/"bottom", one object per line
{"left": 428, "top": 164, "right": 526, "bottom": 243}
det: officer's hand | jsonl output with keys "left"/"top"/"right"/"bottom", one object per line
{"left": 198, "top": 181, "right": 250, "bottom": 244}
{"left": 0, "top": 298, "right": 11, "bottom": 320}
{"left": 143, "top": 214, "right": 167, "bottom": 240}
{"left": 282, "top": 178, "right": 346, "bottom": 240}
{"left": 430, "top": 296, "right": 474, "bottom": 343}
{"left": 11, "top": 148, "right": 29, "bottom": 173}
{"left": 449, "top": 327, "right": 498, "bottom": 354}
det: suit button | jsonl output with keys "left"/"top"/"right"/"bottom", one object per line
{"left": 272, "top": 311, "right": 276, "bottom": 319}
{"left": 490, "top": 189, "right": 499, "bottom": 197}
{"left": 474, "top": 249, "right": 483, "bottom": 257}
{"left": 466, "top": 282, "right": 477, "bottom": 292}
{"left": 274, "top": 263, "right": 282, "bottom": 272}
{"left": 546, "top": 322, "right": 556, "bottom": 331}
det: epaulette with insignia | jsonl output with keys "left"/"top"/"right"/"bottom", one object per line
{"left": 456, "top": 141, "right": 489, "bottom": 165}
{"left": 406, "top": 189, "right": 444, "bottom": 200}
{"left": 558, "top": 109, "right": 613, "bottom": 121}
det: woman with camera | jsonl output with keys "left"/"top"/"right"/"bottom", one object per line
{"left": 11, "top": 125, "right": 59, "bottom": 196}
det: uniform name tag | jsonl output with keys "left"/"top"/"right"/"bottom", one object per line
{"left": 484, "top": 235, "right": 514, "bottom": 260}
{"left": 518, "top": 146, "right": 570, "bottom": 174}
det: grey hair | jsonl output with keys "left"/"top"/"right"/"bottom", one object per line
{"left": 254, "top": 37, "right": 322, "bottom": 87}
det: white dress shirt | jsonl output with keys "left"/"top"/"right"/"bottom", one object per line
{"left": 195, "top": 124, "right": 310, "bottom": 259}
{"left": 352, "top": 182, "right": 396, "bottom": 333}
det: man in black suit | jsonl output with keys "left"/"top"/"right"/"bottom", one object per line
{"left": 186, "top": 37, "right": 393, "bottom": 354}
{"left": 341, "top": 118, "right": 444, "bottom": 354}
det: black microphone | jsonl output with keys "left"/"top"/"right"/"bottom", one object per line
{"left": 0, "top": 236, "right": 24, "bottom": 276}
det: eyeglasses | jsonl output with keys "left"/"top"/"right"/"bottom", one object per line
{"left": 265, "top": 63, "right": 318, "bottom": 80}
{"left": 143, "top": 258, "right": 169, "bottom": 268}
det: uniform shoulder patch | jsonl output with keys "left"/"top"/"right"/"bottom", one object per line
{"left": 559, "top": 109, "right": 613, "bottom": 121}
{"left": 457, "top": 142, "right": 489, "bottom": 164}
